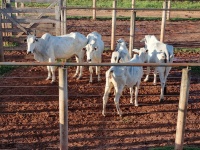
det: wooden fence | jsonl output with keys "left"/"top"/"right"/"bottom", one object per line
{"left": 0, "top": 0, "right": 66, "bottom": 62}
{"left": 0, "top": 61, "right": 199, "bottom": 150}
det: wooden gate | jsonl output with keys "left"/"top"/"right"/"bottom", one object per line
{"left": 0, "top": 0, "right": 66, "bottom": 61}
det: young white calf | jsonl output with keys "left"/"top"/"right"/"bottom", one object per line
{"left": 102, "top": 48, "right": 148, "bottom": 117}
{"left": 84, "top": 31, "right": 104, "bottom": 83}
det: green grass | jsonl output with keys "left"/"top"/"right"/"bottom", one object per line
{"left": 1, "top": 0, "right": 200, "bottom": 9}
{"left": 66, "top": 0, "right": 200, "bottom": 9}
{"left": 150, "top": 146, "right": 200, "bottom": 150}
{"left": 174, "top": 48, "right": 200, "bottom": 53}
{"left": 0, "top": 66, "right": 17, "bottom": 76}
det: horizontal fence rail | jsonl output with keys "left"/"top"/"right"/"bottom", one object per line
{"left": 62, "top": 7, "right": 200, "bottom": 12}
{"left": 0, "top": 62, "right": 200, "bottom": 67}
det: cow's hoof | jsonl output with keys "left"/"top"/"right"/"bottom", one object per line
{"left": 50, "top": 80, "right": 56, "bottom": 84}
{"left": 159, "top": 98, "right": 164, "bottom": 103}
{"left": 144, "top": 79, "right": 148, "bottom": 82}
{"left": 46, "top": 77, "right": 51, "bottom": 80}
{"left": 76, "top": 77, "right": 81, "bottom": 80}
{"left": 102, "top": 111, "right": 106, "bottom": 117}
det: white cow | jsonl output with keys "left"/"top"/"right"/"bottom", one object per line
{"left": 102, "top": 48, "right": 148, "bottom": 117}
{"left": 140, "top": 35, "right": 174, "bottom": 102}
{"left": 26, "top": 32, "right": 87, "bottom": 83}
{"left": 84, "top": 31, "right": 104, "bottom": 83}
{"left": 114, "top": 38, "right": 131, "bottom": 63}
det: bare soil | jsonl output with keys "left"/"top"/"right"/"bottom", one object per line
{"left": 0, "top": 11, "right": 200, "bottom": 149}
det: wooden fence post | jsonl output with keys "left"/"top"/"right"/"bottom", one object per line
{"left": 61, "top": 0, "right": 67, "bottom": 35}
{"left": 175, "top": 68, "right": 191, "bottom": 150}
{"left": 129, "top": 0, "right": 136, "bottom": 57}
{"left": 15, "top": 2, "right": 19, "bottom": 16}
{"left": 0, "top": 14, "right": 4, "bottom": 62}
{"left": 160, "top": 1, "right": 167, "bottom": 42}
{"left": 167, "top": 0, "right": 171, "bottom": 20}
{"left": 111, "top": 0, "right": 116, "bottom": 51}
{"left": 59, "top": 67, "right": 68, "bottom": 150}
{"left": 93, "top": 0, "right": 96, "bottom": 20}
{"left": 64, "top": 0, "right": 67, "bottom": 34}
{"left": 55, "top": 5, "right": 61, "bottom": 35}
{"left": 21, "top": 3, "right": 25, "bottom": 16}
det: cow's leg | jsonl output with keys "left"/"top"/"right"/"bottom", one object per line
{"left": 73, "top": 56, "right": 80, "bottom": 78}
{"left": 47, "top": 58, "right": 56, "bottom": 83}
{"left": 130, "top": 87, "right": 134, "bottom": 104}
{"left": 76, "top": 52, "right": 84, "bottom": 80}
{"left": 102, "top": 82, "right": 113, "bottom": 116}
{"left": 144, "top": 67, "right": 150, "bottom": 82}
{"left": 153, "top": 68, "right": 157, "bottom": 85}
{"left": 134, "top": 82, "right": 140, "bottom": 106}
{"left": 89, "top": 66, "right": 93, "bottom": 83}
{"left": 46, "top": 66, "right": 52, "bottom": 80}
{"left": 50, "top": 66, "right": 56, "bottom": 83}
{"left": 96, "top": 66, "right": 101, "bottom": 82}
{"left": 114, "top": 86, "right": 123, "bottom": 117}
{"left": 158, "top": 70, "right": 166, "bottom": 102}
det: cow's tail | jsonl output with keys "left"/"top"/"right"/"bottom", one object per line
{"left": 106, "top": 67, "right": 114, "bottom": 80}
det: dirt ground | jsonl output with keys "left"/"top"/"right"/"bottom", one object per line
{"left": 0, "top": 10, "right": 200, "bottom": 150}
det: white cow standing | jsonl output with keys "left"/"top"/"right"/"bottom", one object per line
{"left": 140, "top": 35, "right": 174, "bottom": 102}
{"left": 102, "top": 47, "right": 148, "bottom": 117}
{"left": 26, "top": 32, "right": 88, "bottom": 83}
{"left": 85, "top": 31, "right": 104, "bottom": 83}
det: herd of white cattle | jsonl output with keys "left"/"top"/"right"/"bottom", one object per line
{"left": 26, "top": 31, "right": 174, "bottom": 117}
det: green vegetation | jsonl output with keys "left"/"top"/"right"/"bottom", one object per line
{"left": 1, "top": 0, "right": 200, "bottom": 9}
{"left": 66, "top": 0, "right": 200, "bottom": 9}
{"left": 174, "top": 48, "right": 200, "bottom": 74}
{"left": 150, "top": 146, "right": 200, "bottom": 150}
{"left": 0, "top": 66, "right": 17, "bottom": 76}
{"left": 191, "top": 66, "right": 200, "bottom": 74}
{"left": 174, "top": 48, "right": 200, "bottom": 53}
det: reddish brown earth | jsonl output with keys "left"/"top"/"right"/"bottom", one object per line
{"left": 0, "top": 17, "right": 200, "bottom": 149}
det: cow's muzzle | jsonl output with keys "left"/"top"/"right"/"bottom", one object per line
{"left": 87, "top": 59, "right": 91, "bottom": 62}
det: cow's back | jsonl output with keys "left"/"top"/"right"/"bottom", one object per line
{"left": 126, "top": 55, "right": 143, "bottom": 87}
{"left": 51, "top": 32, "right": 87, "bottom": 58}
{"left": 87, "top": 31, "right": 102, "bottom": 40}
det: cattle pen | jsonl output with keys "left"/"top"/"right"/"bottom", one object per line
{"left": 0, "top": 0, "right": 200, "bottom": 149}
{"left": 0, "top": 61, "right": 200, "bottom": 149}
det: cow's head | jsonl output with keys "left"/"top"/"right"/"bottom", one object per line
{"left": 140, "top": 35, "right": 159, "bottom": 49}
{"left": 115, "top": 38, "right": 128, "bottom": 51}
{"left": 26, "top": 34, "right": 38, "bottom": 54}
{"left": 84, "top": 40, "right": 98, "bottom": 62}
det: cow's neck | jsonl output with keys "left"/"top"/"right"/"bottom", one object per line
{"left": 35, "top": 39, "right": 46, "bottom": 53}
